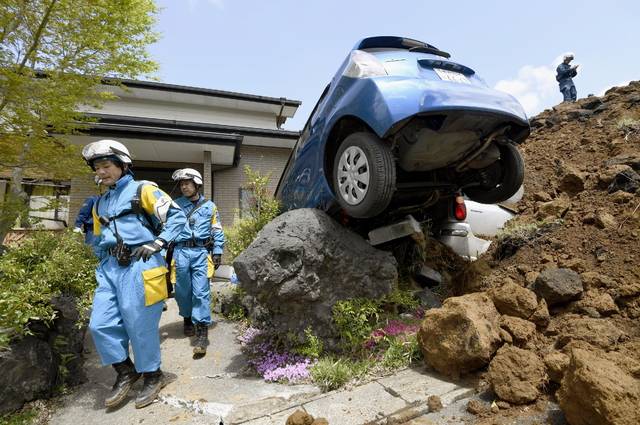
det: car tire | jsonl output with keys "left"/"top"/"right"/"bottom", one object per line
{"left": 463, "top": 143, "right": 525, "bottom": 204}
{"left": 333, "top": 132, "right": 395, "bottom": 218}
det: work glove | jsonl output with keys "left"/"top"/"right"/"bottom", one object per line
{"left": 212, "top": 254, "right": 222, "bottom": 270}
{"left": 132, "top": 238, "right": 166, "bottom": 262}
{"left": 72, "top": 226, "right": 83, "bottom": 234}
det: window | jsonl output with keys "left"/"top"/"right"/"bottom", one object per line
{"left": 0, "top": 180, "right": 71, "bottom": 229}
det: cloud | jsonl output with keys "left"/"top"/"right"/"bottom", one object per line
{"left": 494, "top": 64, "right": 558, "bottom": 117}
{"left": 186, "top": 0, "right": 224, "bottom": 11}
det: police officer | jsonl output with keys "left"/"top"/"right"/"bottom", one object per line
{"left": 72, "top": 175, "right": 105, "bottom": 246}
{"left": 556, "top": 52, "right": 579, "bottom": 102}
{"left": 171, "top": 168, "right": 225, "bottom": 355}
{"left": 82, "top": 139, "right": 186, "bottom": 409}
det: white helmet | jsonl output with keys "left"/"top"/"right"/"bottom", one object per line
{"left": 94, "top": 175, "right": 103, "bottom": 186}
{"left": 138, "top": 180, "right": 159, "bottom": 188}
{"left": 563, "top": 52, "right": 574, "bottom": 61}
{"left": 172, "top": 168, "right": 203, "bottom": 186}
{"left": 82, "top": 139, "right": 132, "bottom": 171}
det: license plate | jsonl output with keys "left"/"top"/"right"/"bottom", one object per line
{"left": 434, "top": 68, "right": 470, "bottom": 84}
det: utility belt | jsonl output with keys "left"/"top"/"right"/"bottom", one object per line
{"left": 178, "top": 238, "right": 211, "bottom": 248}
{"left": 106, "top": 243, "right": 144, "bottom": 265}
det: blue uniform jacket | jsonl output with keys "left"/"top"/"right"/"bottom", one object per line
{"left": 174, "top": 194, "right": 225, "bottom": 255}
{"left": 556, "top": 63, "right": 577, "bottom": 92}
{"left": 74, "top": 195, "right": 99, "bottom": 230}
{"left": 91, "top": 174, "right": 186, "bottom": 258}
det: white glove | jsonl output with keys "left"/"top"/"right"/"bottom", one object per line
{"left": 73, "top": 227, "right": 83, "bottom": 234}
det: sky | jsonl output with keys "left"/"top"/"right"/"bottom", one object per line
{"left": 147, "top": 0, "right": 640, "bottom": 131}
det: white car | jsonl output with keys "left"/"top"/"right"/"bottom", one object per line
{"left": 434, "top": 191, "right": 519, "bottom": 260}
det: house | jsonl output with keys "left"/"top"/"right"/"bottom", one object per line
{"left": 1, "top": 80, "right": 301, "bottom": 237}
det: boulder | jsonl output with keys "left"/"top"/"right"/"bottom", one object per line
{"left": 0, "top": 337, "right": 57, "bottom": 415}
{"left": 534, "top": 199, "right": 571, "bottom": 220}
{"left": 543, "top": 351, "right": 570, "bottom": 383}
{"left": 489, "top": 279, "right": 538, "bottom": 319}
{"left": 488, "top": 345, "right": 547, "bottom": 404}
{"left": 597, "top": 165, "right": 632, "bottom": 189}
{"left": 414, "top": 287, "right": 442, "bottom": 310}
{"left": 499, "top": 315, "right": 536, "bottom": 343}
{"left": 606, "top": 168, "right": 640, "bottom": 194}
{"left": 558, "top": 168, "right": 587, "bottom": 194}
{"left": 234, "top": 209, "right": 397, "bottom": 352}
{"left": 557, "top": 348, "right": 640, "bottom": 425}
{"left": 555, "top": 317, "right": 627, "bottom": 350}
{"left": 417, "top": 292, "right": 502, "bottom": 377}
{"left": 0, "top": 294, "right": 88, "bottom": 416}
{"left": 603, "top": 153, "right": 640, "bottom": 171}
{"left": 533, "top": 268, "right": 583, "bottom": 306}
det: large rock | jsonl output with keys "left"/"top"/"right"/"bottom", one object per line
{"left": 534, "top": 268, "right": 583, "bottom": 306}
{"left": 489, "top": 279, "right": 538, "bottom": 320}
{"left": 417, "top": 293, "right": 502, "bottom": 377}
{"left": 234, "top": 209, "right": 397, "bottom": 352}
{"left": 0, "top": 294, "right": 88, "bottom": 415}
{"left": 488, "top": 345, "right": 547, "bottom": 404}
{"left": 557, "top": 348, "right": 640, "bottom": 425}
{"left": 0, "top": 337, "right": 57, "bottom": 415}
{"left": 555, "top": 317, "right": 627, "bottom": 350}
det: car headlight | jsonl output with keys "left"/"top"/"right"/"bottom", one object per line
{"left": 342, "top": 50, "right": 388, "bottom": 79}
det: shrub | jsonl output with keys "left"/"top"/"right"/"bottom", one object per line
{"left": 0, "top": 229, "right": 98, "bottom": 350}
{"left": 224, "top": 162, "right": 281, "bottom": 261}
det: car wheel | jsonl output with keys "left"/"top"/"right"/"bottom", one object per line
{"left": 463, "top": 143, "right": 525, "bottom": 204}
{"left": 333, "top": 132, "right": 395, "bottom": 218}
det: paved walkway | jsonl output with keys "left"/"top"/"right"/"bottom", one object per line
{"left": 49, "top": 285, "right": 566, "bottom": 425}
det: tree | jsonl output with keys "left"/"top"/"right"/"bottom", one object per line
{"left": 0, "top": 0, "right": 162, "bottom": 242}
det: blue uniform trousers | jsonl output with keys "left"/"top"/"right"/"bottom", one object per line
{"left": 174, "top": 244, "right": 212, "bottom": 326}
{"left": 89, "top": 252, "right": 165, "bottom": 372}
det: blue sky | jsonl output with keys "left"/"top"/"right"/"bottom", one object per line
{"left": 147, "top": 0, "right": 639, "bottom": 131}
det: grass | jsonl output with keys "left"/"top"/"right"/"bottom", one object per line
{"left": 494, "top": 219, "right": 563, "bottom": 260}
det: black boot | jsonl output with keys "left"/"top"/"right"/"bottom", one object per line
{"left": 105, "top": 357, "right": 141, "bottom": 408}
{"left": 183, "top": 316, "right": 195, "bottom": 336}
{"left": 135, "top": 368, "right": 166, "bottom": 409}
{"left": 193, "top": 323, "right": 208, "bottom": 354}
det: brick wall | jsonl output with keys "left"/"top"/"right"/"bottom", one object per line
{"left": 214, "top": 145, "right": 291, "bottom": 228}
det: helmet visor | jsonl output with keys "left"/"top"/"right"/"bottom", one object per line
{"left": 82, "top": 142, "right": 129, "bottom": 161}
{"left": 172, "top": 169, "right": 199, "bottom": 181}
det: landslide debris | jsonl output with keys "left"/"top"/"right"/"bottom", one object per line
{"left": 411, "top": 82, "right": 640, "bottom": 424}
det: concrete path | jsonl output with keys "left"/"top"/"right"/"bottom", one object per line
{"left": 49, "top": 284, "right": 567, "bottom": 425}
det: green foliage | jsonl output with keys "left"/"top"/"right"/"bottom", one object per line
{"left": 0, "top": 0, "right": 163, "bottom": 236}
{"left": 0, "top": 229, "right": 98, "bottom": 350}
{"left": 228, "top": 304, "right": 247, "bottom": 322}
{"left": 0, "top": 411, "right": 37, "bottom": 425}
{"left": 333, "top": 297, "right": 381, "bottom": 351}
{"left": 616, "top": 116, "right": 640, "bottom": 139}
{"left": 380, "top": 335, "right": 421, "bottom": 370}
{"left": 291, "top": 327, "right": 323, "bottom": 359}
{"left": 224, "top": 162, "right": 281, "bottom": 261}
{"left": 310, "top": 357, "right": 351, "bottom": 392}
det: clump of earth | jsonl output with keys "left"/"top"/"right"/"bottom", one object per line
{"left": 406, "top": 81, "right": 640, "bottom": 424}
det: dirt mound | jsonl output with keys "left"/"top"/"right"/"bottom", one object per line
{"left": 412, "top": 82, "right": 640, "bottom": 423}
{"left": 473, "top": 82, "right": 640, "bottom": 422}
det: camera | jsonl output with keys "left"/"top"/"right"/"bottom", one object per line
{"left": 114, "top": 241, "right": 132, "bottom": 266}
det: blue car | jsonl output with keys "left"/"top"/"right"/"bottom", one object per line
{"left": 276, "top": 36, "right": 529, "bottom": 225}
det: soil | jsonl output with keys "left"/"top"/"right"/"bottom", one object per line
{"left": 447, "top": 81, "right": 640, "bottom": 422}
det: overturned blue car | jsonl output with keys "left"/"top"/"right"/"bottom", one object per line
{"left": 276, "top": 36, "right": 529, "bottom": 226}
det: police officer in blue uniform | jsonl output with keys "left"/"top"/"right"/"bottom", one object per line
{"left": 82, "top": 139, "right": 186, "bottom": 409}
{"left": 556, "top": 53, "right": 579, "bottom": 102}
{"left": 171, "top": 168, "right": 225, "bottom": 355}
{"left": 73, "top": 175, "right": 105, "bottom": 245}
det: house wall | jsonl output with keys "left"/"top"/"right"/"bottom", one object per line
{"left": 214, "top": 145, "right": 291, "bottom": 227}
